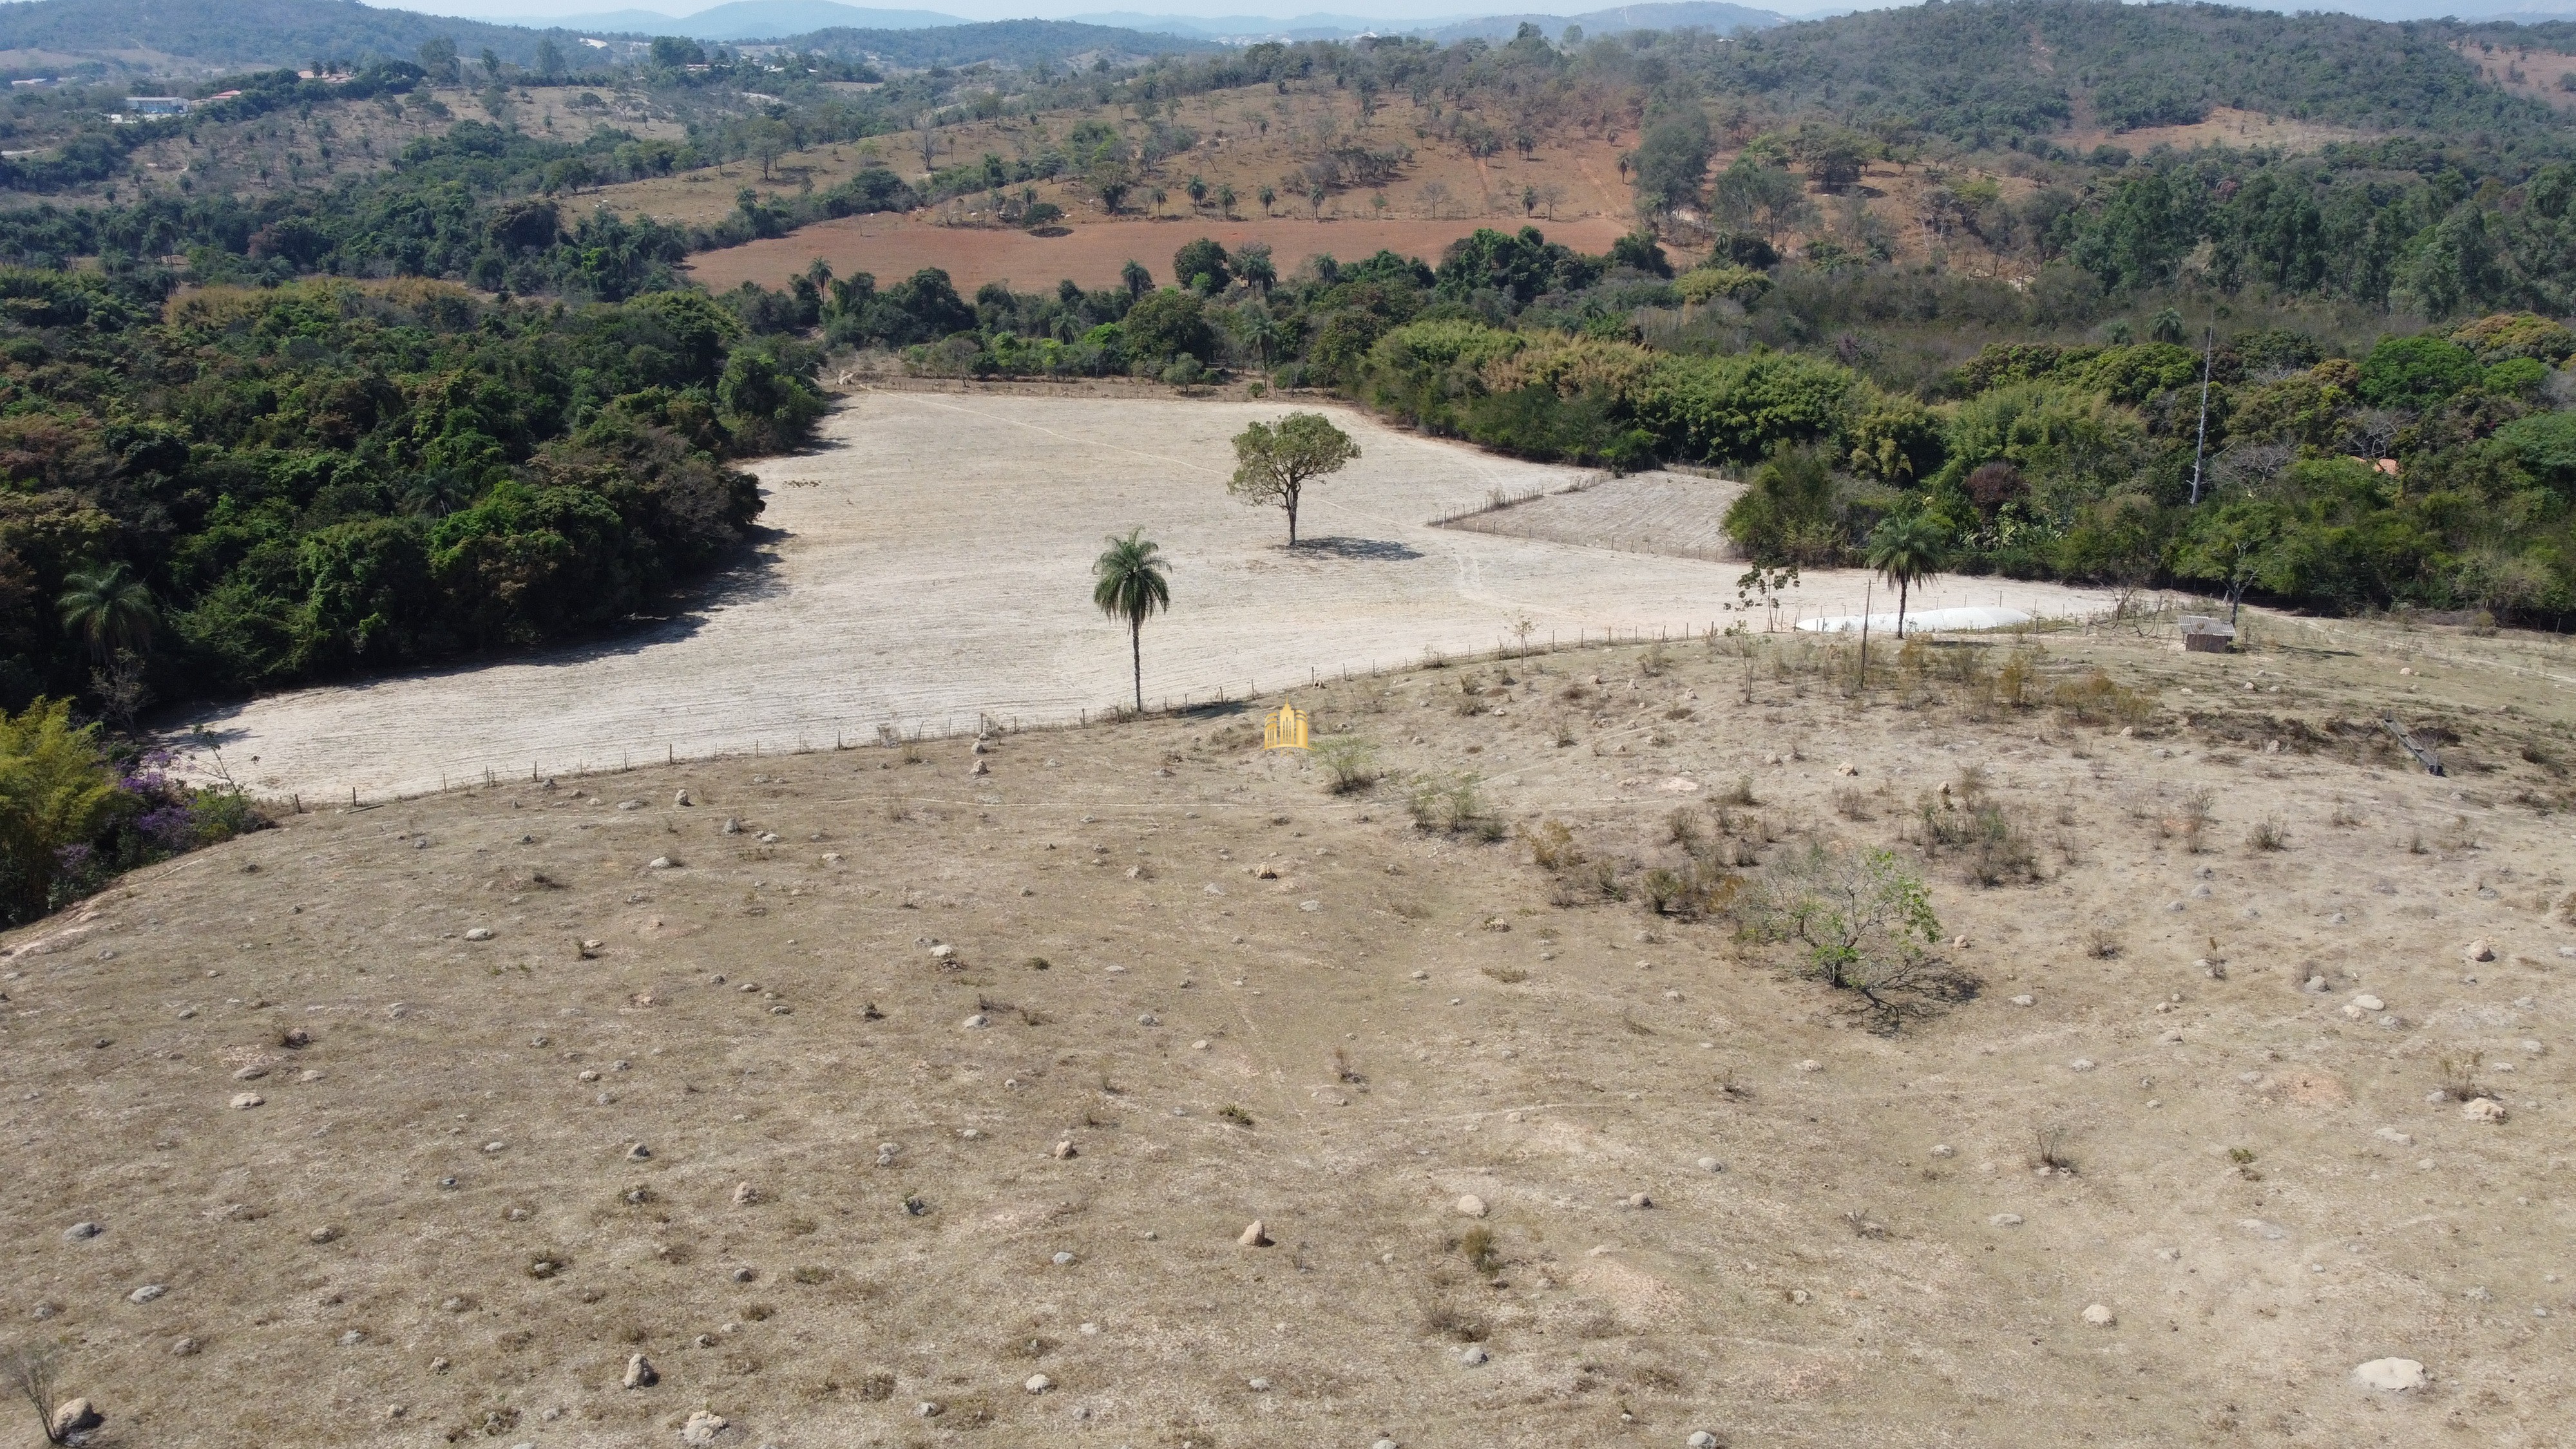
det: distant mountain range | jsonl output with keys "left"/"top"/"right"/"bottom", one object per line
{"left": 0, "top": 0, "right": 591, "bottom": 69}
{"left": 522, "top": 2, "right": 965, "bottom": 38}
{"left": 0, "top": 0, "right": 1212, "bottom": 68}
{"left": 513, "top": 0, "right": 1786, "bottom": 41}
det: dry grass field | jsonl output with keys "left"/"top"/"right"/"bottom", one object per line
{"left": 165, "top": 393, "right": 2108, "bottom": 804}
{"left": 587, "top": 80, "right": 1643, "bottom": 236}
{"left": 1439, "top": 471, "right": 1746, "bottom": 563}
{"left": 2452, "top": 43, "right": 2576, "bottom": 113}
{"left": 8, "top": 601, "right": 2575, "bottom": 1447}
{"left": 2063, "top": 106, "right": 2371, "bottom": 158}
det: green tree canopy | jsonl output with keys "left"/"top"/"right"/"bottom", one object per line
{"left": 1228, "top": 412, "right": 1360, "bottom": 547}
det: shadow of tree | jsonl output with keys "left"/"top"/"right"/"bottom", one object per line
{"left": 1294, "top": 536, "right": 1424, "bottom": 562}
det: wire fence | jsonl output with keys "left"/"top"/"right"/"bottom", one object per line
{"left": 296, "top": 609, "right": 2111, "bottom": 814}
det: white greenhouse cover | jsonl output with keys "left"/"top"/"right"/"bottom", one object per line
{"left": 1795, "top": 606, "right": 2034, "bottom": 635}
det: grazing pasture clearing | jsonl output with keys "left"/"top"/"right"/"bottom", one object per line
{"left": 174, "top": 392, "right": 2110, "bottom": 801}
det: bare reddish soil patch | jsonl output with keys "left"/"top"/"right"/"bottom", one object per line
{"left": 683, "top": 213, "right": 1639, "bottom": 294}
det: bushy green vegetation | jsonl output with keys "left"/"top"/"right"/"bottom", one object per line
{"left": 0, "top": 699, "right": 265, "bottom": 925}
{"left": 0, "top": 265, "right": 818, "bottom": 714}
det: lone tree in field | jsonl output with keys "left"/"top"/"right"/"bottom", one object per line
{"left": 1092, "top": 529, "right": 1171, "bottom": 714}
{"left": 1865, "top": 511, "right": 1949, "bottom": 638}
{"left": 1229, "top": 412, "right": 1359, "bottom": 547}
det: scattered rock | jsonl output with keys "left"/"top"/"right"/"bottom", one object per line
{"left": 63, "top": 1222, "right": 100, "bottom": 1242}
{"left": 1456, "top": 1194, "right": 1488, "bottom": 1218}
{"left": 622, "top": 1352, "right": 657, "bottom": 1388}
{"left": 2352, "top": 1358, "right": 2427, "bottom": 1392}
{"left": 2375, "top": 1127, "right": 2414, "bottom": 1146}
{"left": 1238, "top": 1220, "right": 1272, "bottom": 1247}
{"left": 2082, "top": 1303, "right": 2116, "bottom": 1327}
{"left": 128, "top": 1284, "right": 165, "bottom": 1304}
{"left": 1989, "top": 1213, "right": 2024, "bottom": 1227}
{"left": 915, "top": 1402, "right": 942, "bottom": 1418}
{"left": 229, "top": 1092, "right": 263, "bottom": 1110}
{"left": 1795, "top": 1059, "right": 1821, "bottom": 1072}
{"left": 1625, "top": 1192, "right": 1654, "bottom": 1209}
{"left": 2352, "top": 994, "right": 2385, "bottom": 1012}
{"left": 1458, "top": 1343, "right": 1489, "bottom": 1366}
{"left": 2465, "top": 939, "right": 2496, "bottom": 963}
{"left": 2462, "top": 1097, "right": 2508, "bottom": 1123}
{"left": 678, "top": 1409, "right": 729, "bottom": 1445}
{"left": 1931, "top": 1144, "right": 1954, "bottom": 1158}
{"left": 929, "top": 943, "right": 955, "bottom": 960}
{"left": 2010, "top": 994, "right": 2034, "bottom": 1007}
{"left": 1696, "top": 1157, "right": 1722, "bottom": 1173}
{"left": 464, "top": 927, "right": 494, "bottom": 942}
{"left": 731, "top": 1182, "right": 761, "bottom": 1206}
{"left": 674, "top": 789, "right": 693, "bottom": 806}
{"left": 49, "top": 1399, "right": 100, "bottom": 1436}
{"left": 1051, "top": 1251, "right": 1075, "bottom": 1267}
{"left": 1024, "top": 1374, "right": 1052, "bottom": 1394}
{"left": 962, "top": 1014, "right": 991, "bottom": 1030}
{"left": 1052, "top": 1141, "right": 1076, "bottom": 1160}
{"left": 2069, "top": 1058, "right": 2095, "bottom": 1073}
{"left": 647, "top": 857, "right": 674, "bottom": 871}
{"left": 625, "top": 1144, "right": 653, "bottom": 1160}
{"left": 169, "top": 1337, "right": 198, "bottom": 1357}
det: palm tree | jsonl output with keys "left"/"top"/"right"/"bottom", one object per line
{"left": 1092, "top": 529, "right": 1171, "bottom": 714}
{"left": 1865, "top": 512, "right": 1949, "bottom": 639}
{"left": 57, "top": 561, "right": 157, "bottom": 663}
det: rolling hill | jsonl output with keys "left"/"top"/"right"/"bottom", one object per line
{"left": 0, "top": 0, "right": 587, "bottom": 68}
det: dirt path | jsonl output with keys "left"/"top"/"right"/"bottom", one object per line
{"left": 172, "top": 394, "right": 2112, "bottom": 800}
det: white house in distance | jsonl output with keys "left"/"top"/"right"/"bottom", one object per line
{"left": 109, "top": 96, "right": 189, "bottom": 123}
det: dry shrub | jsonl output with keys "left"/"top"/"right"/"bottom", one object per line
{"left": 2048, "top": 668, "right": 2154, "bottom": 727}
{"left": 1912, "top": 789, "right": 2041, "bottom": 887}
{"left": 2247, "top": 817, "right": 2289, "bottom": 852}
{"left": 1407, "top": 773, "right": 1502, "bottom": 839}
{"left": 1642, "top": 860, "right": 1739, "bottom": 920}
{"left": 1831, "top": 786, "right": 1874, "bottom": 820}
{"left": 2031, "top": 1126, "right": 2077, "bottom": 1175}
{"left": 1522, "top": 817, "right": 1583, "bottom": 871}
{"left": 1994, "top": 643, "right": 2043, "bottom": 708}
{"left": 2085, "top": 926, "right": 2122, "bottom": 960}
{"left": 2437, "top": 1050, "right": 2494, "bottom": 1102}
{"left": 1666, "top": 807, "right": 1705, "bottom": 852}
{"left": 2174, "top": 789, "right": 2215, "bottom": 853}
{"left": 1458, "top": 1226, "right": 1500, "bottom": 1273}
{"left": 1717, "top": 775, "right": 1759, "bottom": 806}
{"left": 1313, "top": 737, "right": 1381, "bottom": 795}
{"left": 1520, "top": 817, "right": 1625, "bottom": 904}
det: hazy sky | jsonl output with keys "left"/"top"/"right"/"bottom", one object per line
{"left": 374, "top": 0, "right": 2573, "bottom": 27}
